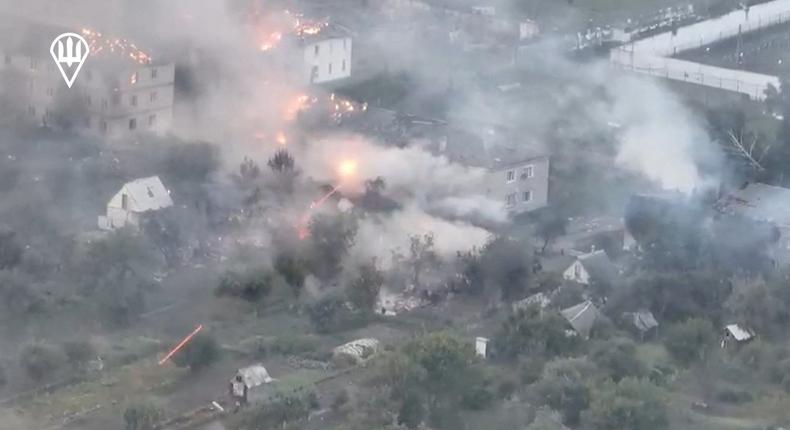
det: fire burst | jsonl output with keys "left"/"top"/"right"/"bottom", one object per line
{"left": 297, "top": 184, "right": 343, "bottom": 240}
{"left": 338, "top": 160, "right": 357, "bottom": 178}
{"left": 81, "top": 28, "right": 152, "bottom": 64}
{"left": 159, "top": 324, "right": 204, "bottom": 365}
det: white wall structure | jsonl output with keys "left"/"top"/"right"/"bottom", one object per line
{"left": 611, "top": 0, "right": 790, "bottom": 100}
{"left": 98, "top": 176, "right": 173, "bottom": 230}
{"left": 302, "top": 36, "right": 352, "bottom": 84}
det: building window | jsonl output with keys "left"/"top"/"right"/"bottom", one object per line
{"left": 343, "top": 39, "right": 347, "bottom": 50}
{"left": 100, "top": 121, "right": 108, "bottom": 133}
{"left": 111, "top": 94, "right": 120, "bottom": 106}
{"left": 84, "top": 117, "right": 90, "bottom": 128}
{"left": 506, "top": 193, "right": 516, "bottom": 206}
{"left": 148, "top": 114, "right": 156, "bottom": 126}
{"left": 130, "top": 72, "right": 138, "bottom": 85}
{"left": 342, "top": 59, "right": 346, "bottom": 71}
{"left": 3, "top": 54, "right": 10, "bottom": 65}
{"left": 506, "top": 170, "right": 515, "bottom": 182}
{"left": 573, "top": 263, "right": 581, "bottom": 280}
{"left": 130, "top": 95, "right": 137, "bottom": 107}
{"left": 129, "top": 118, "right": 137, "bottom": 130}
{"left": 150, "top": 91, "right": 157, "bottom": 102}
{"left": 328, "top": 63, "right": 332, "bottom": 75}
{"left": 522, "top": 190, "right": 532, "bottom": 202}
{"left": 30, "top": 58, "right": 37, "bottom": 70}
{"left": 85, "top": 95, "right": 92, "bottom": 106}
{"left": 151, "top": 68, "right": 158, "bottom": 79}
{"left": 121, "top": 194, "right": 128, "bottom": 210}
{"left": 101, "top": 99, "right": 108, "bottom": 109}
{"left": 314, "top": 45, "right": 319, "bottom": 56}
{"left": 46, "top": 88, "right": 54, "bottom": 97}
{"left": 521, "top": 165, "right": 534, "bottom": 179}
{"left": 28, "top": 106, "right": 35, "bottom": 116}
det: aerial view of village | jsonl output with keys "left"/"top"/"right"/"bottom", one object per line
{"left": 4, "top": 0, "right": 790, "bottom": 429}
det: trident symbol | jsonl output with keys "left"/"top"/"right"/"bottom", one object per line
{"left": 50, "top": 33, "right": 90, "bottom": 88}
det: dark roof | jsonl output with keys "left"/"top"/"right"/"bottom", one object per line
{"left": 577, "top": 250, "right": 619, "bottom": 284}
{"left": 443, "top": 127, "right": 546, "bottom": 169}
{"left": 561, "top": 300, "right": 599, "bottom": 339}
{"left": 625, "top": 309, "right": 658, "bottom": 332}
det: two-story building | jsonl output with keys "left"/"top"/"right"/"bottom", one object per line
{"left": 442, "top": 127, "right": 549, "bottom": 215}
{"left": 276, "top": 25, "right": 352, "bottom": 86}
{"left": 0, "top": 20, "right": 174, "bottom": 138}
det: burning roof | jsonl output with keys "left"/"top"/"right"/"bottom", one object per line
{"left": 249, "top": 9, "right": 330, "bottom": 52}
{"left": 80, "top": 27, "right": 152, "bottom": 64}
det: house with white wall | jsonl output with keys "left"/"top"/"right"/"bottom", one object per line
{"left": 98, "top": 176, "right": 173, "bottom": 230}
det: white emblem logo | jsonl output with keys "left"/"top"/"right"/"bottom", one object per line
{"left": 50, "top": 33, "right": 89, "bottom": 88}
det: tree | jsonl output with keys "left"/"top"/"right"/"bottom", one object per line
{"left": 275, "top": 253, "right": 307, "bottom": 297}
{"left": 493, "top": 305, "right": 578, "bottom": 359}
{"left": 534, "top": 209, "right": 569, "bottom": 254}
{"left": 407, "top": 233, "right": 440, "bottom": 289}
{"left": 358, "top": 177, "right": 400, "bottom": 212}
{"left": 0, "top": 271, "right": 41, "bottom": 317}
{"left": 268, "top": 148, "right": 295, "bottom": 173}
{"left": 346, "top": 259, "right": 384, "bottom": 313}
{"left": 171, "top": 333, "right": 221, "bottom": 372}
{"left": 397, "top": 391, "right": 425, "bottom": 429}
{"left": 164, "top": 142, "right": 219, "bottom": 183}
{"left": 307, "top": 294, "right": 365, "bottom": 334}
{"left": 123, "top": 400, "right": 164, "bottom": 430}
{"left": 308, "top": 212, "right": 358, "bottom": 280}
{"left": 237, "top": 156, "right": 261, "bottom": 186}
{"left": 536, "top": 358, "right": 597, "bottom": 425}
{"left": 527, "top": 409, "right": 569, "bottom": 430}
{"left": 0, "top": 231, "right": 22, "bottom": 270}
{"left": 586, "top": 378, "right": 668, "bottom": 430}
{"left": 452, "top": 248, "right": 484, "bottom": 295}
{"left": 215, "top": 268, "right": 273, "bottom": 303}
{"left": 664, "top": 318, "right": 717, "bottom": 366}
{"left": 402, "top": 332, "right": 479, "bottom": 399}
{"left": 62, "top": 340, "right": 96, "bottom": 369}
{"left": 480, "top": 236, "right": 531, "bottom": 301}
{"left": 19, "top": 341, "right": 66, "bottom": 382}
{"left": 590, "top": 337, "right": 645, "bottom": 381}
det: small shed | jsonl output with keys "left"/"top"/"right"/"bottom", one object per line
{"left": 560, "top": 300, "right": 599, "bottom": 339}
{"left": 475, "top": 337, "right": 489, "bottom": 358}
{"left": 624, "top": 309, "right": 659, "bottom": 337}
{"left": 562, "top": 250, "right": 619, "bottom": 286}
{"left": 229, "top": 363, "right": 273, "bottom": 406}
{"left": 721, "top": 324, "right": 755, "bottom": 349}
{"left": 333, "top": 338, "right": 379, "bottom": 365}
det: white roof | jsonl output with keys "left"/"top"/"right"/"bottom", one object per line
{"left": 725, "top": 324, "right": 754, "bottom": 342}
{"left": 235, "top": 363, "right": 273, "bottom": 388}
{"left": 333, "top": 338, "right": 379, "bottom": 359}
{"left": 120, "top": 176, "right": 173, "bottom": 212}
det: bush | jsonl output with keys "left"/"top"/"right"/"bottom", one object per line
{"left": 460, "top": 386, "right": 495, "bottom": 410}
{"left": 331, "top": 389, "right": 350, "bottom": 412}
{"left": 590, "top": 337, "right": 645, "bottom": 381}
{"left": 215, "top": 269, "right": 273, "bottom": 303}
{"left": 520, "top": 358, "right": 545, "bottom": 385}
{"left": 172, "top": 333, "right": 221, "bottom": 372}
{"left": 269, "top": 336, "right": 320, "bottom": 358}
{"left": 586, "top": 378, "right": 668, "bottom": 430}
{"left": 62, "top": 340, "right": 96, "bottom": 368}
{"left": 663, "top": 318, "right": 716, "bottom": 366}
{"left": 715, "top": 388, "right": 753, "bottom": 404}
{"left": 307, "top": 295, "right": 367, "bottom": 334}
{"left": 19, "top": 341, "right": 65, "bottom": 382}
{"left": 123, "top": 400, "right": 164, "bottom": 430}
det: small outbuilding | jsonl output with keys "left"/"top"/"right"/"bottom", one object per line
{"left": 560, "top": 300, "right": 599, "bottom": 339}
{"left": 562, "top": 250, "right": 619, "bottom": 286}
{"left": 98, "top": 176, "right": 173, "bottom": 230}
{"left": 333, "top": 338, "right": 379, "bottom": 366}
{"left": 721, "top": 324, "right": 755, "bottom": 349}
{"left": 229, "top": 363, "right": 273, "bottom": 406}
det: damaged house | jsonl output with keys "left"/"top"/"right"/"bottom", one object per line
{"left": 98, "top": 176, "right": 173, "bottom": 230}
{"left": 0, "top": 20, "right": 175, "bottom": 138}
{"left": 279, "top": 24, "right": 353, "bottom": 85}
{"left": 562, "top": 249, "right": 620, "bottom": 287}
{"left": 437, "top": 126, "right": 549, "bottom": 215}
{"left": 229, "top": 363, "right": 274, "bottom": 406}
{"left": 560, "top": 300, "right": 600, "bottom": 339}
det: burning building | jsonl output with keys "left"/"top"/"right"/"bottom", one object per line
{"left": 0, "top": 19, "right": 174, "bottom": 138}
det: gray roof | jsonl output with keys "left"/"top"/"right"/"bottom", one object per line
{"left": 725, "top": 324, "right": 755, "bottom": 342}
{"left": 718, "top": 182, "right": 790, "bottom": 227}
{"left": 627, "top": 309, "right": 658, "bottom": 332}
{"left": 119, "top": 176, "right": 173, "bottom": 212}
{"left": 577, "top": 250, "right": 619, "bottom": 284}
{"left": 235, "top": 363, "right": 273, "bottom": 388}
{"left": 561, "top": 300, "right": 599, "bottom": 339}
{"left": 443, "top": 127, "right": 546, "bottom": 170}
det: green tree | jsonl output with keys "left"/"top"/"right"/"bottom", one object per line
{"left": 534, "top": 208, "right": 569, "bottom": 254}
{"left": 275, "top": 253, "right": 307, "bottom": 296}
{"left": 590, "top": 337, "right": 645, "bottom": 381}
{"left": 123, "top": 400, "right": 164, "bottom": 430}
{"left": 346, "top": 259, "right": 384, "bottom": 313}
{"left": 268, "top": 149, "right": 295, "bottom": 173}
{"left": 493, "top": 305, "right": 578, "bottom": 359}
{"left": 536, "top": 357, "right": 596, "bottom": 425}
{"left": 664, "top": 318, "right": 717, "bottom": 366}
{"left": 19, "top": 341, "right": 66, "bottom": 382}
{"left": 481, "top": 236, "right": 531, "bottom": 301}
{"left": 215, "top": 268, "right": 273, "bottom": 303}
{"left": 397, "top": 391, "right": 425, "bottom": 429}
{"left": 402, "top": 332, "right": 478, "bottom": 398}
{"left": 308, "top": 212, "right": 358, "bottom": 280}
{"left": 407, "top": 233, "right": 440, "bottom": 289}
{"left": 586, "top": 378, "right": 668, "bottom": 430}
{"left": 164, "top": 142, "right": 219, "bottom": 183}
{"left": 62, "top": 340, "right": 96, "bottom": 369}
{"left": 172, "top": 333, "right": 221, "bottom": 372}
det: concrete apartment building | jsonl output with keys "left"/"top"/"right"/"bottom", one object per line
{"left": 443, "top": 127, "right": 550, "bottom": 214}
{"left": 0, "top": 20, "right": 174, "bottom": 138}
{"left": 300, "top": 31, "right": 352, "bottom": 85}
